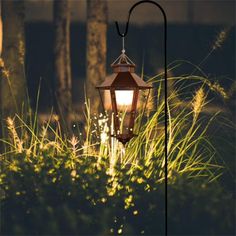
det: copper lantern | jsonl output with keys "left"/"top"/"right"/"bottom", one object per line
{"left": 96, "top": 51, "right": 152, "bottom": 145}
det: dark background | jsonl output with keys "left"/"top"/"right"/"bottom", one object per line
{"left": 25, "top": 23, "right": 235, "bottom": 111}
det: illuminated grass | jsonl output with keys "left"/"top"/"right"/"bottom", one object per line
{"left": 1, "top": 69, "right": 226, "bottom": 184}
{"left": 0, "top": 63, "right": 235, "bottom": 235}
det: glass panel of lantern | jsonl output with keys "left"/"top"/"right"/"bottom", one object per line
{"left": 113, "top": 89, "right": 136, "bottom": 142}
{"left": 99, "top": 88, "right": 151, "bottom": 145}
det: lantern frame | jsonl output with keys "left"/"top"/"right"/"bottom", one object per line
{"left": 96, "top": 52, "right": 152, "bottom": 145}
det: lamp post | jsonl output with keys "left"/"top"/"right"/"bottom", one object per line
{"left": 96, "top": 0, "right": 168, "bottom": 233}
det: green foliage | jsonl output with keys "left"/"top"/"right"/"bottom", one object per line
{"left": 0, "top": 71, "right": 235, "bottom": 235}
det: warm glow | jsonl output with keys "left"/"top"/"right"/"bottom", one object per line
{"left": 115, "top": 90, "right": 133, "bottom": 106}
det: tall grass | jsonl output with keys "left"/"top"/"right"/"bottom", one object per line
{"left": 1, "top": 63, "right": 235, "bottom": 235}
{"left": 0, "top": 68, "right": 225, "bottom": 184}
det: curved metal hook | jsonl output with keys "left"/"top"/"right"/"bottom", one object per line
{"left": 115, "top": 0, "right": 167, "bottom": 38}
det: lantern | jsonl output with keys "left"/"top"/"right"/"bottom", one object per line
{"left": 96, "top": 51, "right": 152, "bottom": 145}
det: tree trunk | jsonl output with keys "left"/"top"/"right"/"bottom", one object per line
{"left": 0, "top": 1, "right": 2, "bottom": 56}
{"left": 53, "top": 0, "right": 72, "bottom": 132}
{"left": 0, "top": 0, "right": 26, "bottom": 117}
{"left": 86, "top": 0, "right": 107, "bottom": 114}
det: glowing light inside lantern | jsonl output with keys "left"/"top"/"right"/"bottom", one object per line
{"left": 115, "top": 90, "right": 133, "bottom": 107}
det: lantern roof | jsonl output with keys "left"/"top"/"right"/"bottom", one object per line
{"left": 96, "top": 52, "right": 152, "bottom": 90}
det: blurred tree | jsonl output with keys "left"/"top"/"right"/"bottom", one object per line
{"left": 86, "top": 0, "right": 107, "bottom": 114}
{"left": 0, "top": 1, "right": 2, "bottom": 56}
{"left": 53, "top": 0, "right": 72, "bottom": 131}
{"left": 0, "top": 0, "right": 27, "bottom": 117}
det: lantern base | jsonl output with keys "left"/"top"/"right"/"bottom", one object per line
{"left": 111, "top": 134, "right": 137, "bottom": 145}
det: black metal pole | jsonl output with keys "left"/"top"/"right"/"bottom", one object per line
{"left": 115, "top": 1, "right": 168, "bottom": 235}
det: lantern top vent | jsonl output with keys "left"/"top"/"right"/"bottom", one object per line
{"left": 96, "top": 52, "right": 152, "bottom": 90}
{"left": 111, "top": 52, "right": 136, "bottom": 73}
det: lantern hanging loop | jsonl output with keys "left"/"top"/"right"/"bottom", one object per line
{"left": 111, "top": 51, "right": 136, "bottom": 67}
{"left": 122, "top": 35, "right": 125, "bottom": 54}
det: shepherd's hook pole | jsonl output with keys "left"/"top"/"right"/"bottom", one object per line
{"left": 115, "top": 1, "right": 168, "bottom": 235}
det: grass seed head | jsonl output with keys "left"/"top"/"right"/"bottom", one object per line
{"left": 69, "top": 135, "right": 79, "bottom": 147}
{"left": 192, "top": 87, "right": 206, "bottom": 117}
{"left": 18, "top": 33, "right": 25, "bottom": 65}
{"left": 212, "top": 27, "right": 230, "bottom": 50}
{"left": 0, "top": 58, "right": 10, "bottom": 79}
{"left": 207, "top": 81, "right": 229, "bottom": 99}
{"left": 6, "top": 117, "right": 23, "bottom": 153}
